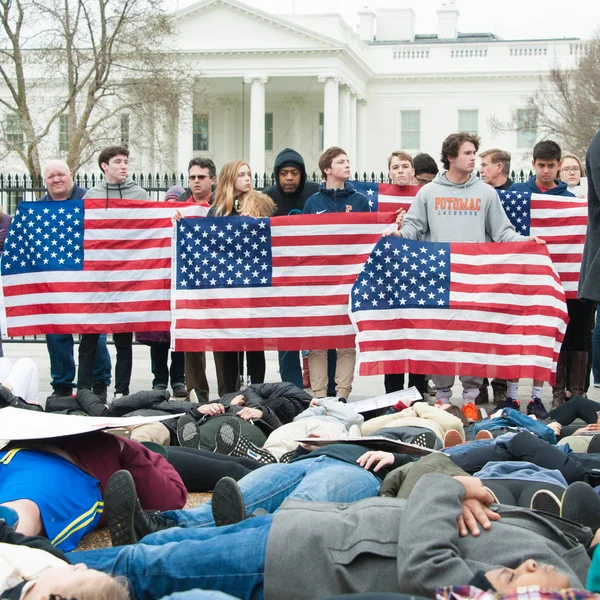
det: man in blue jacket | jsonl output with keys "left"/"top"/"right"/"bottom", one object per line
{"left": 303, "top": 147, "right": 370, "bottom": 401}
{"left": 507, "top": 140, "right": 574, "bottom": 197}
{"left": 38, "top": 160, "right": 111, "bottom": 401}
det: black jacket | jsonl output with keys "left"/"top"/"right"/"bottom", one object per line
{"left": 263, "top": 148, "right": 320, "bottom": 216}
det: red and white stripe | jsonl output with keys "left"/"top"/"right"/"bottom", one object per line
{"left": 351, "top": 241, "right": 568, "bottom": 382}
{"left": 172, "top": 212, "right": 395, "bottom": 352}
{"left": 377, "top": 184, "right": 419, "bottom": 213}
{"left": 3, "top": 198, "right": 208, "bottom": 335}
{"left": 529, "top": 193, "right": 587, "bottom": 300}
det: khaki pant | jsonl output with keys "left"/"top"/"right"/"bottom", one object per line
{"left": 433, "top": 375, "right": 483, "bottom": 402}
{"left": 130, "top": 422, "right": 171, "bottom": 445}
{"left": 308, "top": 348, "right": 356, "bottom": 399}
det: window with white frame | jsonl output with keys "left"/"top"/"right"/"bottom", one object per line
{"left": 265, "top": 112, "right": 273, "bottom": 151}
{"left": 59, "top": 114, "right": 69, "bottom": 152}
{"left": 120, "top": 114, "right": 130, "bottom": 148}
{"left": 193, "top": 114, "right": 209, "bottom": 152}
{"left": 5, "top": 113, "right": 23, "bottom": 147}
{"left": 516, "top": 108, "right": 537, "bottom": 149}
{"left": 458, "top": 110, "right": 478, "bottom": 135}
{"left": 401, "top": 110, "right": 420, "bottom": 150}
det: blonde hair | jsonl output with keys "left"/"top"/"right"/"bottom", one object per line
{"left": 51, "top": 572, "right": 129, "bottom": 600}
{"left": 213, "top": 160, "right": 275, "bottom": 217}
{"left": 560, "top": 152, "right": 584, "bottom": 176}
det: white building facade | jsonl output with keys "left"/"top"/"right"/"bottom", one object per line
{"left": 1, "top": 0, "right": 586, "bottom": 180}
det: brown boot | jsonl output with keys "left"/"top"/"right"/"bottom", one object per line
{"left": 568, "top": 350, "right": 589, "bottom": 397}
{"left": 551, "top": 349, "right": 568, "bottom": 409}
{"left": 302, "top": 356, "right": 310, "bottom": 389}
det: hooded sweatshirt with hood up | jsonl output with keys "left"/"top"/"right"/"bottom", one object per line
{"left": 263, "top": 148, "right": 320, "bottom": 216}
{"left": 507, "top": 175, "right": 575, "bottom": 197}
{"left": 400, "top": 171, "right": 525, "bottom": 243}
{"left": 83, "top": 177, "right": 150, "bottom": 201}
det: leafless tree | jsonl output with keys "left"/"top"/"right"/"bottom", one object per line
{"left": 0, "top": 0, "right": 192, "bottom": 179}
{"left": 490, "top": 34, "right": 600, "bottom": 161}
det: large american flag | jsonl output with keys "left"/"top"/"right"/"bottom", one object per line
{"left": 351, "top": 182, "right": 420, "bottom": 213}
{"left": 1, "top": 198, "right": 208, "bottom": 336}
{"left": 498, "top": 190, "right": 587, "bottom": 299}
{"left": 349, "top": 236, "right": 568, "bottom": 382}
{"left": 171, "top": 212, "right": 395, "bottom": 352}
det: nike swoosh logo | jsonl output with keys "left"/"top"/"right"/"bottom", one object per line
{"left": 316, "top": 209, "right": 328, "bottom": 214}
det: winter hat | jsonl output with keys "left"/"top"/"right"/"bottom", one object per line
{"left": 165, "top": 185, "right": 186, "bottom": 201}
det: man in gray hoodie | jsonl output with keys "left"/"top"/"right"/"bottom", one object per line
{"left": 83, "top": 145, "right": 149, "bottom": 201}
{"left": 394, "top": 132, "right": 544, "bottom": 405}
{"left": 78, "top": 146, "right": 149, "bottom": 400}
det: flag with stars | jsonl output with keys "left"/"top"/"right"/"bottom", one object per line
{"left": 171, "top": 212, "right": 395, "bottom": 352}
{"left": 349, "top": 236, "right": 568, "bottom": 382}
{"left": 1, "top": 198, "right": 208, "bottom": 336}
{"left": 351, "top": 182, "right": 420, "bottom": 213}
{"left": 498, "top": 190, "right": 587, "bottom": 299}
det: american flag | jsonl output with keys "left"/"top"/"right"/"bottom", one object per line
{"left": 171, "top": 212, "right": 395, "bottom": 352}
{"left": 349, "top": 236, "right": 568, "bottom": 382}
{"left": 351, "top": 182, "right": 420, "bottom": 213}
{"left": 1, "top": 198, "right": 208, "bottom": 336}
{"left": 498, "top": 190, "right": 587, "bottom": 299}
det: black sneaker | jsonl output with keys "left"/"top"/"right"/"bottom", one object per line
{"left": 530, "top": 489, "right": 562, "bottom": 515}
{"left": 177, "top": 414, "right": 200, "bottom": 448}
{"left": 50, "top": 384, "right": 73, "bottom": 397}
{"left": 172, "top": 384, "right": 188, "bottom": 398}
{"left": 560, "top": 481, "right": 600, "bottom": 532}
{"left": 92, "top": 381, "right": 108, "bottom": 402}
{"left": 588, "top": 435, "right": 600, "bottom": 454}
{"left": 215, "top": 418, "right": 277, "bottom": 464}
{"left": 104, "top": 470, "right": 175, "bottom": 546}
{"left": 495, "top": 397, "right": 520, "bottom": 412}
{"left": 279, "top": 450, "right": 297, "bottom": 463}
{"left": 211, "top": 477, "right": 247, "bottom": 526}
{"left": 526, "top": 397, "right": 549, "bottom": 420}
{"left": 153, "top": 384, "right": 168, "bottom": 392}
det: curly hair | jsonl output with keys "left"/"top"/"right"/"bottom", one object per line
{"left": 440, "top": 132, "right": 480, "bottom": 170}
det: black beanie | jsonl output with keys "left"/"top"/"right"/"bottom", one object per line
{"left": 469, "top": 571, "right": 496, "bottom": 591}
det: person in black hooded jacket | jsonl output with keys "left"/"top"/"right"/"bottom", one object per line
{"left": 263, "top": 148, "right": 320, "bottom": 216}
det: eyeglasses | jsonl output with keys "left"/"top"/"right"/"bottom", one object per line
{"left": 560, "top": 167, "right": 580, "bottom": 173}
{"left": 189, "top": 174, "right": 211, "bottom": 180}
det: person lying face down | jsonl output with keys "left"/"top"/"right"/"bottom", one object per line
{"left": 71, "top": 473, "right": 588, "bottom": 600}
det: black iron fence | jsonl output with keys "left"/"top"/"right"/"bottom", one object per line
{"left": 0, "top": 169, "right": 533, "bottom": 215}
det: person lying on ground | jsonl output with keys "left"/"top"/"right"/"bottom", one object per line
{"left": 70, "top": 471, "right": 588, "bottom": 600}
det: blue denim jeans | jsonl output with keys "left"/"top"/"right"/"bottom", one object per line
{"left": 145, "top": 456, "right": 380, "bottom": 545}
{"left": 472, "top": 408, "right": 557, "bottom": 444}
{"left": 46, "top": 334, "right": 111, "bottom": 388}
{"left": 593, "top": 305, "right": 600, "bottom": 385}
{"left": 277, "top": 350, "right": 302, "bottom": 389}
{"left": 71, "top": 514, "right": 272, "bottom": 600}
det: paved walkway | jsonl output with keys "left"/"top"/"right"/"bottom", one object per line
{"left": 5, "top": 340, "right": 599, "bottom": 411}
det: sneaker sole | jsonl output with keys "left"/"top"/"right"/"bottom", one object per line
{"left": 177, "top": 415, "right": 200, "bottom": 448}
{"left": 530, "top": 489, "right": 562, "bottom": 515}
{"left": 215, "top": 418, "right": 276, "bottom": 464}
{"left": 588, "top": 435, "right": 600, "bottom": 454}
{"left": 561, "top": 482, "right": 600, "bottom": 530}
{"left": 411, "top": 431, "right": 438, "bottom": 449}
{"left": 475, "top": 430, "right": 494, "bottom": 441}
{"left": 214, "top": 418, "right": 242, "bottom": 456}
{"left": 443, "top": 429, "right": 464, "bottom": 448}
{"left": 211, "top": 477, "right": 247, "bottom": 526}
{"left": 104, "top": 471, "right": 139, "bottom": 547}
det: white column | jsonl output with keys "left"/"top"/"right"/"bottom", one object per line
{"left": 177, "top": 96, "right": 194, "bottom": 175}
{"left": 244, "top": 76, "right": 268, "bottom": 184}
{"left": 357, "top": 98, "right": 368, "bottom": 176}
{"left": 338, "top": 85, "right": 350, "bottom": 150}
{"left": 318, "top": 76, "right": 339, "bottom": 149}
{"left": 349, "top": 89, "right": 358, "bottom": 172}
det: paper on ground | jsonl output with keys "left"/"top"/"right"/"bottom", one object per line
{"left": 0, "top": 407, "right": 184, "bottom": 441}
{"left": 349, "top": 387, "right": 422, "bottom": 414}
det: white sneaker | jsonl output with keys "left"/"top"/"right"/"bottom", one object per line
{"left": 113, "top": 392, "right": 124, "bottom": 402}
{"left": 189, "top": 389, "right": 200, "bottom": 404}
{"left": 594, "top": 383, "right": 600, "bottom": 388}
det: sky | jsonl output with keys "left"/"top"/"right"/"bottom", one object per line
{"left": 174, "top": 0, "right": 600, "bottom": 41}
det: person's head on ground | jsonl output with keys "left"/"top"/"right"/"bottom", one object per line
{"left": 532, "top": 140, "right": 562, "bottom": 189}
{"left": 485, "top": 560, "right": 571, "bottom": 593}
{"left": 388, "top": 151, "right": 415, "bottom": 186}
{"left": 319, "top": 146, "right": 351, "bottom": 187}
{"left": 441, "top": 132, "right": 480, "bottom": 183}
{"left": 188, "top": 157, "right": 216, "bottom": 203}
{"left": 23, "top": 563, "right": 129, "bottom": 600}
{"left": 43, "top": 160, "right": 75, "bottom": 201}
{"left": 413, "top": 153, "right": 438, "bottom": 185}
{"left": 479, "top": 149, "right": 511, "bottom": 188}
{"left": 559, "top": 152, "right": 584, "bottom": 188}
{"left": 274, "top": 148, "right": 307, "bottom": 195}
{"left": 98, "top": 146, "right": 130, "bottom": 185}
